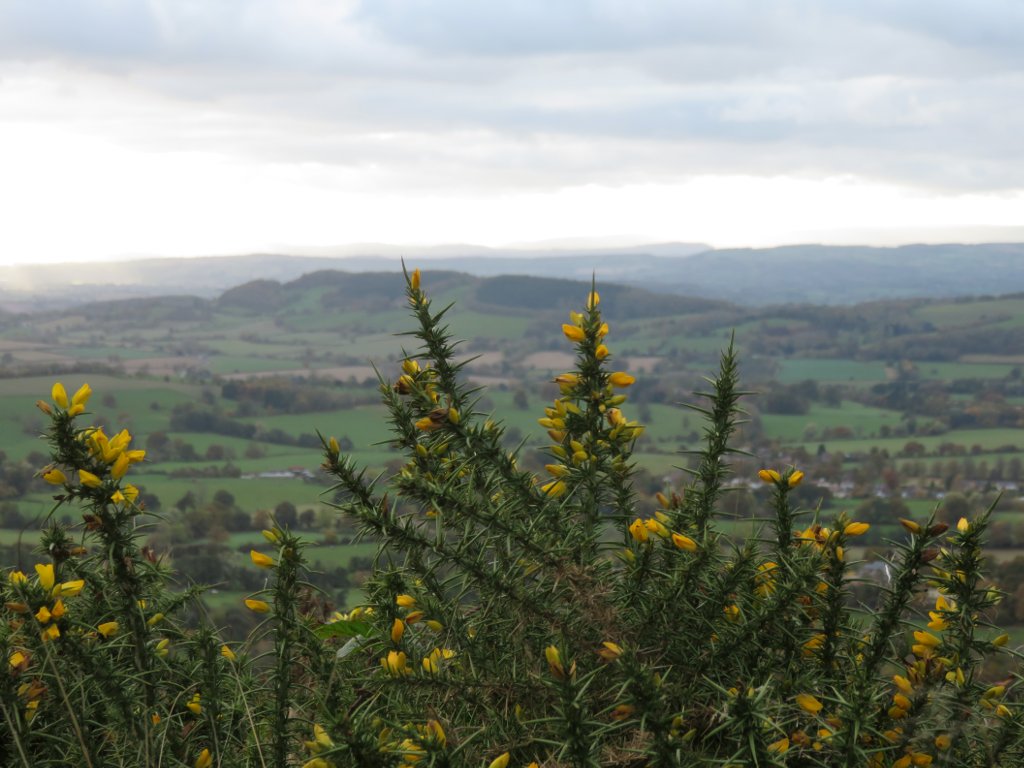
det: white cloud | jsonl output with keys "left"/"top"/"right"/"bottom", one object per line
{"left": 0, "top": 1, "right": 1022, "bottom": 263}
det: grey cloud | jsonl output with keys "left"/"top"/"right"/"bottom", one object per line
{"left": 0, "top": 0, "right": 1022, "bottom": 195}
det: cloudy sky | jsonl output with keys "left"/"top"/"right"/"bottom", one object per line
{"left": 1, "top": 0, "right": 1023, "bottom": 264}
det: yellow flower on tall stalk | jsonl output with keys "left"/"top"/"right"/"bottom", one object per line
{"left": 540, "top": 479, "right": 566, "bottom": 497}
{"left": 78, "top": 469, "right": 102, "bottom": 488}
{"left": 245, "top": 599, "right": 270, "bottom": 613}
{"left": 110, "top": 453, "right": 131, "bottom": 480}
{"left": 671, "top": 532, "right": 697, "bottom": 552}
{"left": 608, "top": 372, "right": 635, "bottom": 387}
{"left": 34, "top": 563, "right": 55, "bottom": 593}
{"left": 250, "top": 550, "right": 276, "bottom": 568}
{"left": 391, "top": 618, "right": 406, "bottom": 644}
{"left": 59, "top": 579, "right": 84, "bottom": 596}
{"left": 71, "top": 383, "right": 92, "bottom": 408}
{"left": 42, "top": 468, "right": 67, "bottom": 485}
{"left": 562, "top": 323, "right": 586, "bottom": 343}
{"left": 628, "top": 518, "right": 649, "bottom": 543}
{"left": 51, "top": 382, "right": 69, "bottom": 409}
{"left": 381, "top": 650, "right": 410, "bottom": 676}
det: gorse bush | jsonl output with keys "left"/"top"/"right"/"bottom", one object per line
{"left": 1, "top": 269, "right": 1021, "bottom": 767}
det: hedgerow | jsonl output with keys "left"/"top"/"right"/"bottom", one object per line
{"left": 1, "top": 269, "right": 1021, "bottom": 767}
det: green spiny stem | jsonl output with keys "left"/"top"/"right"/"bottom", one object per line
{"left": 270, "top": 537, "right": 303, "bottom": 768}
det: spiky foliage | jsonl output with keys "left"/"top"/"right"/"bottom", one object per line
{"left": 320, "top": 271, "right": 1023, "bottom": 767}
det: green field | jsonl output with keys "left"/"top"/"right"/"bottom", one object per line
{"left": 760, "top": 401, "right": 903, "bottom": 442}
{"left": 775, "top": 358, "right": 889, "bottom": 384}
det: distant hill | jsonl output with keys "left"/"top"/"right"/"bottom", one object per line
{"left": 662, "top": 244, "right": 1024, "bottom": 305}
{"left": 216, "top": 270, "right": 730, "bottom": 322}
{"left": 3, "top": 241, "right": 1024, "bottom": 309}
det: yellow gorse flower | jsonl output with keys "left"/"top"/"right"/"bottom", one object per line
{"left": 391, "top": 618, "right": 406, "bottom": 644}
{"left": 195, "top": 748, "right": 212, "bottom": 768}
{"left": 562, "top": 323, "right": 586, "bottom": 343}
{"left": 245, "top": 599, "right": 270, "bottom": 613}
{"left": 250, "top": 550, "right": 276, "bottom": 568}
{"left": 796, "top": 693, "right": 823, "bottom": 714}
{"left": 51, "top": 382, "right": 69, "bottom": 409}
{"left": 672, "top": 532, "right": 697, "bottom": 552}
{"left": 608, "top": 371, "right": 635, "bottom": 387}
{"left": 541, "top": 479, "right": 567, "bottom": 497}
{"left": 628, "top": 518, "right": 648, "bottom": 543}
{"left": 34, "top": 563, "right": 55, "bottom": 593}
{"left": 597, "top": 641, "right": 623, "bottom": 661}
{"left": 381, "top": 650, "right": 410, "bottom": 677}
{"left": 97, "top": 621, "right": 119, "bottom": 638}
{"left": 545, "top": 645, "right": 565, "bottom": 677}
{"left": 71, "top": 383, "right": 92, "bottom": 408}
{"left": 488, "top": 753, "right": 510, "bottom": 768}
{"left": 59, "top": 579, "right": 84, "bottom": 597}
{"left": 110, "top": 453, "right": 131, "bottom": 480}
{"left": 78, "top": 469, "right": 102, "bottom": 488}
{"left": 42, "top": 468, "right": 67, "bottom": 485}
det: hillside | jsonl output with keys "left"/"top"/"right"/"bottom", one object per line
{"left": 5, "top": 242, "right": 1024, "bottom": 309}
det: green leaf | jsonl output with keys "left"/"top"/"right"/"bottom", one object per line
{"left": 315, "top": 619, "right": 372, "bottom": 639}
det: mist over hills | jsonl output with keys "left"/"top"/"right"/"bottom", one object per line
{"left": 2, "top": 241, "right": 1024, "bottom": 311}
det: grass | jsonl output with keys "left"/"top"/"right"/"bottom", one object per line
{"left": 760, "top": 401, "right": 904, "bottom": 442}
{"left": 775, "top": 358, "right": 889, "bottom": 384}
{"left": 796, "top": 428, "right": 1024, "bottom": 457}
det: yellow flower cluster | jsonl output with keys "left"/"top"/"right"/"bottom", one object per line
{"left": 40, "top": 383, "right": 147, "bottom": 506}
{"left": 627, "top": 511, "right": 697, "bottom": 553}
{"left": 5, "top": 565, "right": 85, "bottom": 647}
{"left": 376, "top": 718, "right": 450, "bottom": 768}
{"left": 758, "top": 467, "right": 803, "bottom": 487}
{"left": 378, "top": 593, "right": 452, "bottom": 676}
{"left": 48, "top": 382, "right": 92, "bottom": 416}
{"left": 389, "top": 356, "right": 452, "bottom": 434}
{"left": 300, "top": 723, "right": 336, "bottom": 768}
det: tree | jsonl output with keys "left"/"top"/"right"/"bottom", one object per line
{"left": 274, "top": 500, "right": 298, "bottom": 529}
